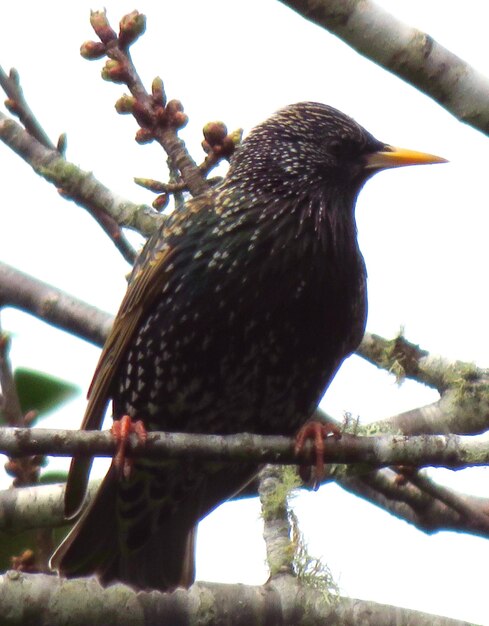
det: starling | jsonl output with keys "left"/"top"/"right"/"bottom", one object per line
{"left": 51, "top": 102, "right": 445, "bottom": 590}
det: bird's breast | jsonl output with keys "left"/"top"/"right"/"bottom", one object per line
{"left": 114, "top": 201, "right": 367, "bottom": 437}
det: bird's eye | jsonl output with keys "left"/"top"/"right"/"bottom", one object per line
{"left": 329, "top": 137, "right": 363, "bottom": 161}
{"left": 329, "top": 140, "right": 344, "bottom": 157}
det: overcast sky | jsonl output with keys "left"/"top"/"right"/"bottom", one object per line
{"left": 1, "top": 2, "right": 489, "bottom": 623}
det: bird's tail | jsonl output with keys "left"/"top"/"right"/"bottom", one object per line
{"left": 50, "top": 464, "right": 196, "bottom": 591}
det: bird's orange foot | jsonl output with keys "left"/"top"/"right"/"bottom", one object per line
{"left": 294, "top": 420, "right": 341, "bottom": 489}
{"left": 111, "top": 415, "right": 147, "bottom": 479}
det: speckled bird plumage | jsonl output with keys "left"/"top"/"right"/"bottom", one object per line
{"left": 51, "top": 102, "right": 443, "bottom": 591}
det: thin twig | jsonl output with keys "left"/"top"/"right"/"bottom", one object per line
{"left": 89, "top": 10, "right": 209, "bottom": 198}
{"left": 0, "top": 66, "right": 56, "bottom": 150}
{"left": 339, "top": 468, "right": 489, "bottom": 538}
{"left": 0, "top": 72, "right": 138, "bottom": 263}
{"left": 0, "top": 321, "right": 23, "bottom": 427}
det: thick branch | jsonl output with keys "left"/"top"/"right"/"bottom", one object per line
{"left": 1, "top": 426, "right": 489, "bottom": 470}
{"left": 258, "top": 466, "right": 295, "bottom": 577}
{"left": 0, "top": 572, "right": 474, "bottom": 626}
{"left": 0, "top": 481, "right": 100, "bottom": 532}
{"left": 0, "top": 262, "right": 112, "bottom": 346}
{"left": 279, "top": 0, "right": 489, "bottom": 135}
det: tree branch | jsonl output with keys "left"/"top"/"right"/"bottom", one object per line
{"left": 0, "top": 262, "right": 112, "bottom": 347}
{"left": 0, "top": 481, "right": 101, "bottom": 532}
{"left": 0, "top": 67, "right": 56, "bottom": 151}
{"left": 0, "top": 70, "right": 140, "bottom": 264}
{"left": 258, "top": 466, "right": 296, "bottom": 578}
{"left": 0, "top": 111, "right": 161, "bottom": 239}
{"left": 0, "top": 571, "right": 475, "bottom": 626}
{"left": 1, "top": 426, "right": 489, "bottom": 470}
{"left": 279, "top": 0, "right": 489, "bottom": 136}
{"left": 85, "top": 10, "right": 211, "bottom": 199}
{"left": 339, "top": 468, "right": 489, "bottom": 539}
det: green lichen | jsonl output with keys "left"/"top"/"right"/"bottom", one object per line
{"left": 261, "top": 466, "right": 301, "bottom": 521}
{"left": 442, "top": 361, "right": 480, "bottom": 401}
{"left": 290, "top": 509, "right": 339, "bottom": 603}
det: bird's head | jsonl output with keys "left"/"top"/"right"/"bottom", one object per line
{"left": 225, "top": 101, "right": 446, "bottom": 204}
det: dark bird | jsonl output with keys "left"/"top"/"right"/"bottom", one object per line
{"left": 51, "top": 102, "right": 445, "bottom": 590}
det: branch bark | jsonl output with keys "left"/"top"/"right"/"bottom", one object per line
{"left": 279, "top": 0, "right": 489, "bottom": 135}
{"left": 0, "top": 481, "right": 100, "bottom": 532}
{"left": 339, "top": 468, "right": 489, "bottom": 538}
{"left": 0, "top": 262, "right": 112, "bottom": 347}
{"left": 0, "top": 571, "right": 475, "bottom": 626}
{"left": 0, "top": 111, "right": 161, "bottom": 238}
{"left": 1, "top": 426, "right": 489, "bottom": 470}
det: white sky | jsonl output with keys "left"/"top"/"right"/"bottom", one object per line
{"left": 1, "top": 1, "right": 489, "bottom": 623}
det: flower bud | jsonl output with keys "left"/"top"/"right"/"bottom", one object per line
{"left": 90, "top": 10, "right": 117, "bottom": 44}
{"left": 203, "top": 121, "right": 228, "bottom": 146}
{"left": 80, "top": 40, "right": 106, "bottom": 60}
{"left": 119, "top": 10, "right": 146, "bottom": 47}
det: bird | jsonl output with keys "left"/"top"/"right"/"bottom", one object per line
{"left": 50, "top": 101, "right": 446, "bottom": 591}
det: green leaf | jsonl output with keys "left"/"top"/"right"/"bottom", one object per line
{"left": 0, "top": 525, "right": 73, "bottom": 572}
{"left": 39, "top": 471, "right": 68, "bottom": 485}
{"left": 13, "top": 368, "right": 80, "bottom": 421}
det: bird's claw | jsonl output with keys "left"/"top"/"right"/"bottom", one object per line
{"left": 294, "top": 420, "right": 341, "bottom": 489}
{"left": 111, "top": 415, "right": 147, "bottom": 479}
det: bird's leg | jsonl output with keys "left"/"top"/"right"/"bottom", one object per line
{"left": 111, "top": 415, "right": 147, "bottom": 479}
{"left": 294, "top": 420, "right": 341, "bottom": 489}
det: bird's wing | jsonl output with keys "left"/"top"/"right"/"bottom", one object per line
{"left": 64, "top": 240, "right": 176, "bottom": 517}
{"left": 65, "top": 192, "right": 215, "bottom": 517}
{"left": 81, "top": 191, "right": 211, "bottom": 434}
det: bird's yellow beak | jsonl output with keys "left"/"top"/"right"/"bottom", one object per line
{"left": 365, "top": 146, "right": 448, "bottom": 170}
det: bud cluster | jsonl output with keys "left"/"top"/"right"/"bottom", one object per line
{"left": 202, "top": 122, "right": 242, "bottom": 160}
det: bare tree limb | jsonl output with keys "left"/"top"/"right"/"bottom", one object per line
{"left": 1, "top": 426, "right": 489, "bottom": 470}
{"left": 86, "top": 10, "right": 211, "bottom": 199}
{"left": 370, "top": 389, "right": 489, "bottom": 438}
{"left": 5, "top": 468, "right": 489, "bottom": 542}
{"left": 0, "top": 322, "right": 23, "bottom": 427}
{"left": 0, "top": 66, "right": 56, "bottom": 150}
{"left": 0, "top": 262, "right": 112, "bottom": 347}
{"left": 0, "top": 70, "right": 140, "bottom": 264}
{"left": 0, "top": 481, "right": 101, "bottom": 532}
{"left": 258, "top": 466, "right": 295, "bottom": 578}
{"left": 0, "top": 111, "right": 161, "bottom": 238}
{"left": 279, "top": 0, "right": 489, "bottom": 135}
{"left": 0, "top": 571, "right": 475, "bottom": 626}
{"left": 403, "top": 468, "right": 489, "bottom": 526}
{"left": 339, "top": 468, "right": 489, "bottom": 538}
